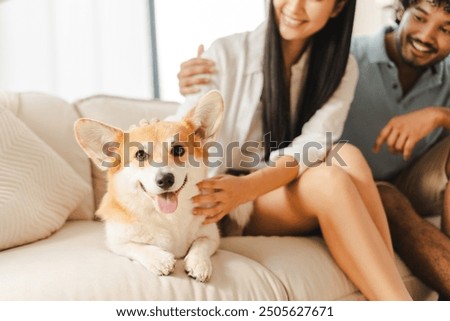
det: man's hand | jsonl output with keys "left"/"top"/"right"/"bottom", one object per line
{"left": 177, "top": 44, "right": 216, "bottom": 96}
{"left": 373, "top": 107, "right": 442, "bottom": 160}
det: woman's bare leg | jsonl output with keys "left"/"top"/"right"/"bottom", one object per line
{"left": 327, "top": 143, "right": 394, "bottom": 255}
{"left": 245, "top": 163, "right": 412, "bottom": 301}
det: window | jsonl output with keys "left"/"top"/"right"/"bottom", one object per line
{"left": 0, "top": 0, "right": 152, "bottom": 102}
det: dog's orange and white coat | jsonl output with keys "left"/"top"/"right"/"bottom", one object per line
{"left": 74, "top": 91, "right": 243, "bottom": 282}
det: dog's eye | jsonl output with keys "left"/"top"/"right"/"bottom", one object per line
{"left": 135, "top": 150, "right": 148, "bottom": 161}
{"left": 171, "top": 145, "right": 185, "bottom": 157}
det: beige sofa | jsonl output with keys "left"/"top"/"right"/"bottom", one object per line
{"left": 0, "top": 91, "right": 438, "bottom": 300}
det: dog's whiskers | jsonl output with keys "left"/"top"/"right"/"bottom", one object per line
{"left": 139, "top": 181, "right": 147, "bottom": 192}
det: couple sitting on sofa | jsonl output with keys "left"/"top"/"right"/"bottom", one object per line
{"left": 172, "top": 0, "right": 450, "bottom": 300}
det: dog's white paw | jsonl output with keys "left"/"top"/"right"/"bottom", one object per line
{"left": 142, "top": 250, "right": 176, "bottom": 276}
{"left": 184, "top": 253, "right": 212, "bottom": 282}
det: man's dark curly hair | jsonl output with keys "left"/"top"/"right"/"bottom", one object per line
{"left": 401, "top": 0, "right": 450, "bottom": 13}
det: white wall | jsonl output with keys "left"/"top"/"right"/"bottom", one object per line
{"left": 354, "top": 0, "right": 396, "bottom": 36}
{"left": 154, "top": 0, "right": 266, "bottom": 102}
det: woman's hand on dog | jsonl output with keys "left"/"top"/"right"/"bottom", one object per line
{"left": 192, "top": 174, "right": 250, "bottom": 224}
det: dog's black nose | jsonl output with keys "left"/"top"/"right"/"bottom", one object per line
{"left": 155, "top": 173, "right": 175, "bottom": 190}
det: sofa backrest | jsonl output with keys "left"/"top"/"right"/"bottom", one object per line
{"left": 75, "top": 95, "right": 180, "bottom": 129}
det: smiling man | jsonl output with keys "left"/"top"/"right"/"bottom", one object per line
{"left": 341, "top": 0, "right": 450, "bottom": 300}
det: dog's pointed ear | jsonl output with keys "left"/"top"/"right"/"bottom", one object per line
{"left": 74, "top": 118, "right": 123, "bottom": 170}
{"left": 185, "top": 90, "right": 224, "bottom": 141}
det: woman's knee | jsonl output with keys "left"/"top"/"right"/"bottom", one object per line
{"left": 290, "top": 164, "right": 355, "bottom": 220}
{"left": 328, "top": 143, "right": 363, "bottom": 165}
{"left": 293, "top": 164, "right": 353, "bottom": 202}
{"left": 307, "top": 162, "right": 352, "bottom": 184}
{"left": 329, "top": 143, "right": 374, "bottom": 179}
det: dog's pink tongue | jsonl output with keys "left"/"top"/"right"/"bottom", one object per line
{"left": 156, "top": 192, "right": 178, "bottom": 214}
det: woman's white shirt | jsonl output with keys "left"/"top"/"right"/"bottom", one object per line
{"left": 171, "top": 23, "right": 359, "bottom": 177}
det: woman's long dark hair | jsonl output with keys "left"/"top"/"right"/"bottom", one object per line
{"left": 261, "top": 0, "right": 357, "bottom": 160}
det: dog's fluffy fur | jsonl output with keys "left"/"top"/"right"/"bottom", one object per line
{"left": 74, "top": 91, "right": 250, "bottom": 282}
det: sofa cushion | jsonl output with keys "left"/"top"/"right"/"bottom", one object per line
{"left": 74, "top": 95, "right": 180, "bottom": 210}
{"left": 0, "top": 221, "right": 288, "bottom": 300}
{"left": 0, "top": 91, "right": 95, "bottom": 220}
{"left": 220, "top": 236, "right": 436, "bottom": 301}
{"left": 0, "top": 220, "right": 437, "bottom": 300}
{"left": 221, "top": 236, "right": 357, "bottom": 300}
{"left": 0, "top": 106, "right": 90, "bottom": 251}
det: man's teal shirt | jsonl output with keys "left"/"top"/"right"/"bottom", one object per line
{"left": 341, "top": 26, "right": 450, "bottom": 180}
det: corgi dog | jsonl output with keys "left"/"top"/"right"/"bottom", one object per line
{"left": 74, "top": 91, "right": 251, "bottom": 282}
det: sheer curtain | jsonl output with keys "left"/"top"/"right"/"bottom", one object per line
{"left": 0, "top": 0, "right": 153, "bottom": 102}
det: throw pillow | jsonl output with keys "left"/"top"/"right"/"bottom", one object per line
{"left": 0, "top": 106, "right": 90, "bottom": 250}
